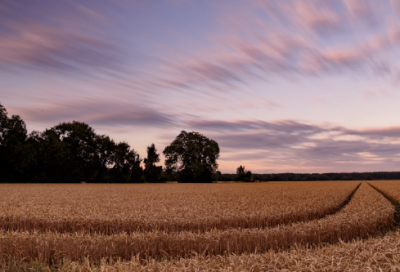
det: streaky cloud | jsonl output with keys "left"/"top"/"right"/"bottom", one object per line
{"left": 15, "top": 99, "right": 175, "bottom": 128}
{"left": 184, "top": 118, "right": 400, "bottom": 172}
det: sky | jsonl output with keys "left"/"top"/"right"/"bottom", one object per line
{"left": 1, "top": 0, "right": 400, "bottom": 173}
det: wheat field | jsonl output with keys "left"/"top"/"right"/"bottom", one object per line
{"left": 33, "top": 230, "right": 400, "bottom": 272}
{"left": 0, "top": 182, "right": 359, "bottom": 233}
{"left": 369, "top": 180, "right": 400, "bottom": 204}
{"left": 0, "top": 181, "right": 399, "bottom": 271}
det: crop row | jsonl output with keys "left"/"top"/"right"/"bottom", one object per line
{"left": 0, "top": 182, "right": 359, "bottom": 233}
{"left": 0, "top": 183, "right": 393, "bottom": 263}
{"left": 22, "top": 227, "right": 399, "bottom": 272}
{"left": 369, "top": 180, "right": 400, "bottom": 205}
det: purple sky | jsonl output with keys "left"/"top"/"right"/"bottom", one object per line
{"left": 2, "top": 0, "right": 400, "bottom": 173}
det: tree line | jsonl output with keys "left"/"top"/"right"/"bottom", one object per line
{"left": 217, "top": 170, "right": 400, "bottom": 182}
{"left": 2, "top": 102, "right": 399, "bottom": 183}
{"left": 0, "top": 103, "right": 220, "bottom": 183}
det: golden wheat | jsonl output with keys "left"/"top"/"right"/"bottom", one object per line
{"left": 0, "top": 182, "right": 359, "bottom": 233}
{"left": 25, "top": 230, "right": 400, "bottom": 272}
{"left": 0, "top": 182, "right": 392, "bottom": 263}
{"left": 369, "top": 180, "right": 400, "bottom": 204}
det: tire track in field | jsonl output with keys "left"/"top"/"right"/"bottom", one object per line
{"left": 368, "top": 183, "right": 400, "bottom": 227}
{"left": 334, "top": 182, "right": 361, "bottom": 213}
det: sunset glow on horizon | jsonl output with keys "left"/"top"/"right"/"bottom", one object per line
{"left": 2, "top": 0, "right": 400, "bottom": 173}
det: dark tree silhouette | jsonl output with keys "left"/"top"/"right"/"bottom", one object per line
{"left": 163, "top": 131, "right": 219, "bottom": 183}
{"left": 143, "top": 143, "right": 162, "bottom": 183}
{"left": 130, "top": 160, "right": 143, "bottom": 183}
{"left": 27, "top": 129, "right": 73, "bottom": 183}
{"left": 4, "top": 102, "right": 400, "bottom": 183}
{"left": 51, "top": 122, "right": 100, "bottom": 182}
{"left": 109, "top": 142, "right": 141, "bottom": 183}
{"left": 212, "top": 170, "right": 222, "bottom": 181}
{"left": 234, "top": 166, "right": 253, "bottom": 182}
{"left": 235, "top": 165, "right": 246, "bottom": 181}
{"left": 0, "top": 103, "right": 33, "bottom": 183}
{"left": 244, "top": 170, "right": 253, "bottom": 182}
{"left": 25, "top": 120, "right": 142, "bottom": 183}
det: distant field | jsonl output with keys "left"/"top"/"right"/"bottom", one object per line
{"left": 0, "top": 181, "right": 359, "bottom": 233}
{"left": 0, "top": 181, "right": 398, "bottom": 271}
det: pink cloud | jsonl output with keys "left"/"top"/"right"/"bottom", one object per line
{"left": 362, "top": 89, "right": 392, "bottom": 99}
{"left": 291, "top": 1, "right": 341, "bottom": 33}
{"left": 131, "top": 0, "right": 400, "bottom": 91}
{"left": 0, "top": 25, "right": 120, "bottom": 72}
{"left": 2, "top": 0, "right": 399, "bottom": 93}
{"left": 391, "top": 0, "right": 400, "bottom": 13}
{"left": 185, "top": 118, "right": 400, "bottom": 173}
{"left": 0, "top": 2, "right": 125, "bottom": 74}
{"left": 13, "top": 99, "right": 175, "bottom": 128}
{"left": 343, "top": 0, "right": 372, "bottom": 19}
{"left": 343, "top": 126, "right": 400, "bottom": 139}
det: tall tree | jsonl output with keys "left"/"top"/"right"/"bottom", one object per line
{"left": 93, "top": 135, "right": 115, "bottom": 183}
{"left": 30, "top": 124, "right": 143, "bottom": 183}
{"left": 213, "top": 170, "right": 222, "bottom": 182}
{"left": 235, "top": 165, "right": 246, "bottom": 181}
{"left": 163, "top": 131, "right": 220, "bottom": 183}
{"left": 109, "top": 142, "right": 142, "bottom": 183}
{"left": 0, "top": 103, "right": 146, "bottom": 183}
{"left": 49, "top": 121, "right": 142, "bottom": 183}
{"left": 0, "top": 103, "right": 7, "bottom": 129}
{"left": 144, "top": 143, "right": 162, "bottom": 182}
{"left": 234, "top": 165, "right": 253, "bottom": 182}
{"left": 51, "top": 121, "right": 100, "bottom": 182}
{"left": 244, "top": 170, "right": 253, "bottom": 182}
{"left": 0, "top": 103, "right": 33, "bottom": 183}
{"left": 28, "top": 129, "right": 74, "bottom": 183}
{"left": 130, "top": 158, "right": 143, "bottom": 183}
